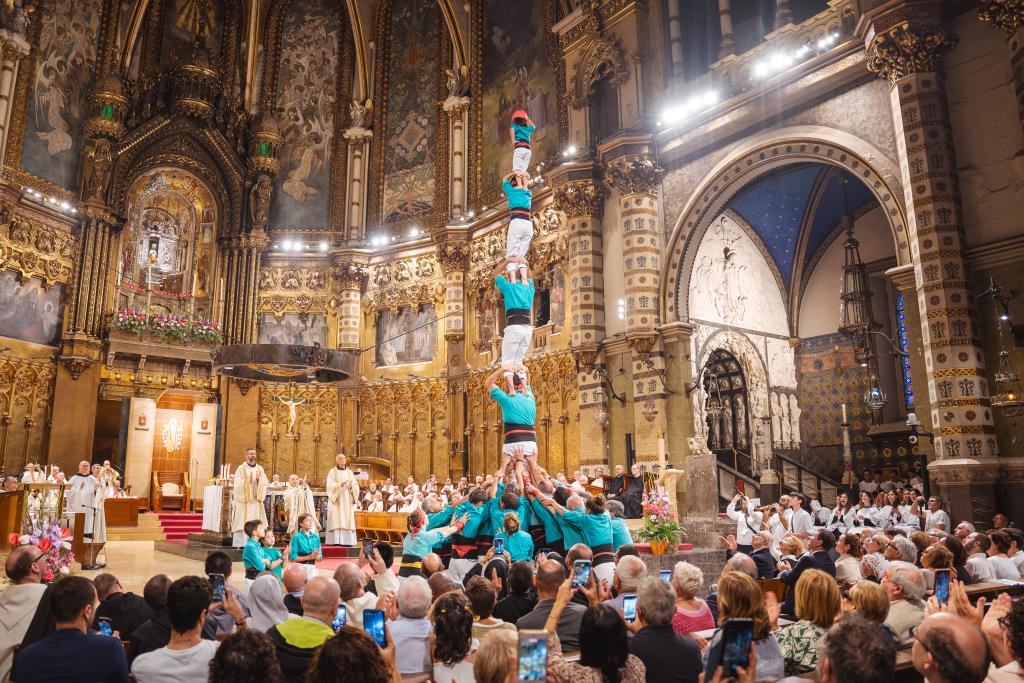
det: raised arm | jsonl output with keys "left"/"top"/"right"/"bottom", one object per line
{"left": 491, "top": 258, "right": 515, "bottom": 279}
{"left": 485, "top": 365, "right": 515, "bottom": 392}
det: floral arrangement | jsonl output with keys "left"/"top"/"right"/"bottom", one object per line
{"left": 191, "top": 317, "right": 223, "bottom": 344}
{"left": 113, "top": 309, "right": 147, "bottom": 335}
{"left": 148, "top": 312, "right": 190, "bottom": 341}
{"left": 635, "top": 490, "right": 682, "bottom": 544}
{"left": 7, "top": 523, "right": 74, "bottom": 583}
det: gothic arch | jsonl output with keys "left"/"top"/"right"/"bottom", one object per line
{"left": 571, "top": 33, "right": 628, "bottom": 110}
{"left": 662, "top": 126, "right": 910, "bottom": 323}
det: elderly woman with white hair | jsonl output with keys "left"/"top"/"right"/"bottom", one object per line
{"left": 670, "top": 561, "right": 715, "bottom": 635}
{"left": 389, "top": 575, "right": 435, "bottom": 676}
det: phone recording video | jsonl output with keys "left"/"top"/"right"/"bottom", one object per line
{"left": 332, "top": 605, "right": 347, "bottom": 631}
{"left": 571, "top": 560, "right": 592, "bottom": 589}
{"left": 622, "top": 594, "right": 638, "bottom": 623}
{"left": 721, "top": 618, "right": 754, "bottom": 677}
{"left": 208, "top": 573, "right": 226, "bottom": 602}
{"left": 363, "top": 608, "right": 386, "bottom": 648}
{"left": 660, "top": 569, "right": 672, "bottom": 582}
{"left": 493, "top": 538, "right": 505, "bottom": 556}
{"left": 518, "top": 630, "right": 548, "bottom": 682}
{"left": 98, "top": 617, "right": 113, "bottom": 638}
{"left": 362, "top": 538, "right": 374, "bottom": 557}
{"left": 934, "top": 568, "right": 951, "bottom": 606}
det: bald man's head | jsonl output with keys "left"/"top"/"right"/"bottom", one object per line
{"left": 912, "top": 613, "right": 990, "bottom": 683}
{"left": 535, "top": 560, "right": 566, "bottom": 597}
{"left": 301, "top": 576, "right": 341, "bottom": 623}
{"left": 283, "top": 563, "right": 308, "bottom": 593}
{"left": 423, "top": 553, "right": 444, "bottom": 577}
{"left": 332, "top": 562, "right": 364, "bottom": 600}
{"left": 428, "top": 571, "right": 454, "bottom": 602}
{"left": 565, "top": 543, "right": 592, "bottom": 565}
{"left": 4, "top": 545, "right": 43, "bottom": 583}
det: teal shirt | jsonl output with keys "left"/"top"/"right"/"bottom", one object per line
{"left": 289, "top": 530, "right": 322, "bottom": 560}
{"left": 488, "top": 495, "right": 532, "bottom": 537}
{"left": 489, "top": 386, "right": 536, "bottom": 426}
{"left": 404, "top": 529, "right": 445, "bottom": 558}
{"left": 502, "top": 179, "right": 532, "bottom": 211}
{"left": 427, "top": 506, "right": 455, "bottom": 550}
{"left": 530, "top": 496, "right": 564, "bottom": 544}
{"left": 562, "top": 509, "right": 613, "bottom": 548}
{"left": 495, "top": 530, "right": 535, "bottom": 562}
{"left": 242, "top": 539, "right": 264, "bottom": 572}
{"left": 511, "top": 121, "right": 536, "bottom": 143}
{"left": 611, "top": 516, "right": 631, "bottom": 551}
{"left": 454, "top": 500, "right": 487, "bottom": 539}
{"left": 263, "top": 546, "right": 283, "bottom": 580}
{"left": 481, "top": 484, "right": 505, "bottom": 538}
{"left": 495, "top": 276, "right": 535, "bottom": 312}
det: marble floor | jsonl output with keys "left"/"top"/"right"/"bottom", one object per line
{"left": 78, "top": 541, "right": 248, "bottom": 594}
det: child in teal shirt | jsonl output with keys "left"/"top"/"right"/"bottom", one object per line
{"left": 493, "top": 511, "right": 534, "bottom": 563}
{"left": 260, "top": 529, "right": 284, "bottom": 581}
{"left": 242, "top": 519, "right": 268, "bottom": 580}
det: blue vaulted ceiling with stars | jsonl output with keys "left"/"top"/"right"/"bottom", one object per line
{"left": 726, "top": 163, "right": 877, "bottom": 290}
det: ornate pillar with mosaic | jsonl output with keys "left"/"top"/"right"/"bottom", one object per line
{"left": 861, "top": 5, "right": 1000, "bottom": 523}
{"left": 342, "top": 104, "right": 372, "bottom": 242}
{"left": 605, "top": 148, "right": 670, "bottom": 468}
{"left": 550, "top": 166, "right": 608, "bottom": 471}
{"left": 0, "top": 14, "right": 29, "bottom": 164}
{"left": 978, "top": 0, "right": 1024, "bottom": 141}
{"left": 333, "top": 257, "right": 368, "bottom": 351}
{"left": 442, "top": 69, "right": 470, "bottom": 218}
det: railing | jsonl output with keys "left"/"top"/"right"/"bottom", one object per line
{"left": 775, "top": 451, "right": 841, "bottom": 506}
{"left": 715, "top": 459, "right": 760, "bottom": 509}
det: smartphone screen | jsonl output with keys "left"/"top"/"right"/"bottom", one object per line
{"left": 98, "top": 617, "right": 113, "bottom": 637}
{"left": 622, "top": 594, "right": 638, "bottom": 623}
{"left": 518, "top": 630, "right": 548, "bottom": 682}
{"left": 332, "top": 605, "right": 347, "bottom": 631}
{"left": 208, "top": 573, "right": 226, "bottom": 602}
{"left": 934, "top": 568, "right": 951, "bottom": 606}
{"left": 363, "top": 609, "right": 386, "bottom": 648}
{"left": 660, "top": 569, "right": 672, "bottom": 582}
{"left": 493, "top": 538, "right": 505, "bottom": 555}
{"left": 571, "top": 560, "right": 592, "bottom": 588}
{"left": 721, "top": 618, "right": 754, "bottom": 677}
{"left": 362, "top": 539, "right": 374, "bottom": 557}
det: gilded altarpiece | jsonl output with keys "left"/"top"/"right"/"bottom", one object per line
{"left": 256, "top": 383, "right": 339, "bottom": 484}
{"left": 258, "top": 263, "right": 338, "bottom": 348}
{"left": 355, "top": 380, "right": 448, "bottom": 482}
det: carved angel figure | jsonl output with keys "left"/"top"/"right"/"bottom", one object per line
{"left": 249, "top": 174, "right": 273, "bottom": 229}
{"left": 349, "top": 99, "right": 372, "bottom": 129}
{"left": 445, "top": 65, "right": 469, "bottom": 98}
{"left": 82, "top": 138, "right": 112, "bottom": 201}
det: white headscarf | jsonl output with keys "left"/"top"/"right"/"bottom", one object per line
{"left": 249, "top": 574, "right": 290, "bottom": 632}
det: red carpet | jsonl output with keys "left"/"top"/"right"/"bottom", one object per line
{"left": 153, "top": 512, "right": 204, "bottom": 540}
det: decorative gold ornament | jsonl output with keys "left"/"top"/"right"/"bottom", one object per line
{"left": 554, "top": 181, "right": 608, "bottom": 219}
{"left": 866, "top": 22, "right": 958, "bottom": 84}
{"left": 61, "top": 357, "right": 91, "bottom": 381}
{"left": 978, "top": 0, "right": 1024, "bottom": 36}
{"left": 604, "top": 157, "right": 666, "bottom": 196}
{"left": 161, "top": 418, "right": 184, "bottom": 453}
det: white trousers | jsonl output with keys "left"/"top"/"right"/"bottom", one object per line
{"left": 506, "top": 217, "right": 533, "bottom": 271}
{"left": 594, "top": 561, "right": 615, "bottom": 588}
{"left": 449, "top": 558, "right": 475, "bottom": 584}
{"left": 501, "top": 324, "right": 532, "bottom": 368}
{"left": 512, "top": 146, "right": 532, "bottom": 173}
{"left": 502, "top": 441, "right": 537, "bottom": 458}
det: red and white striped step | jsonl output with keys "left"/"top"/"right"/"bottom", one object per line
{"left": 152, "top": 512, "right": 204, "bottom": 540}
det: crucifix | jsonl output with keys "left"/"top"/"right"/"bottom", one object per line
{"left": 275, "top": 383, "right": 306, "bottom": 436}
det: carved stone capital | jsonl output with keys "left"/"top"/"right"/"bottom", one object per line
{"left": 576, "top": 345, "right": 600, "bottom": 370}
{"left": 979, "top": 0, "right": 1024, "bottom": 36}
{"left": 61, "top": 357, "right": 92, "bottom": 381}
{"left": 927, "top": 458, "right": 1003, "bottom": 484}
{"left": 343, "top": 127, "right": 373, "bottom": 144}
{"left": 235, "top": 378, "right": 256, "bottom": 396}
{"left": 442, "top": 96, "right": 471, "bottom": 116}
{"left": 604, "top": 157, "right": 665, "bottom": 196}
{"left": 627, "top": 332, "right": 658, "bottom": 358}
{"left": 866, "top": 22, "right": 958, "bottom": 83}
{"left": 334, "top": 262, "right": 368, "bottom": 290}
{"left": 554, "top": 180, "right": 609, "bottom": 220}
{"left": 444, "top": 332, "right": 465, "bottom": 343}
{"left": 436, "top": 241, "right": 468, "bottom": 273}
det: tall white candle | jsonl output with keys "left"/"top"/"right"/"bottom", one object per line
{"left": 841, "top": 402, "right": 848, "bottom": 423}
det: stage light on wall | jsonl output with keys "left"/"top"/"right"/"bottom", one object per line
{"left": 659, "top": 91, "right": 720, "bottom": 128}
{"left": 319, "top": 241, "right": 329, "bottom": 252}
{"left": 409, "top": 226, "right": 420, "bottom": 237}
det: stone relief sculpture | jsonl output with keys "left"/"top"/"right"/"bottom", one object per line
{"left": 789, "top": 394, "right": 802, "bottom": 446}
{"left": 249, "top": 175, "right": 273, "bottom": 230}
{"left": 779, "top": 395, "right": 791, "bottom": 446}
{"left": 82, "top": 138, "right": 112, "bottom": 200}
{"left": 349, "top": 99, "right": 372, "bottom": 129}
{"left": 770, "top": 392, "right": 782, "bottom": 445}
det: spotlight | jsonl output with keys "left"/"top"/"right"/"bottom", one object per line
{"left": 281, "top": 240, "right": 293, "bottom": 251}
{"left": 1001, "top": 313, "right": 1010, "bottom": 321}
{"left": 70, "top": 207, "right": 77, "bottom": 214}
{"left": 319, "top": 241, "right": 329, "bottom": 252}
{"left": 468, "top": 211, "right": 476, "bottom": 218}
{"left": 59, "top": 201, "right": 69, "bottom": 210}
{"left": 409, "top": 227, "right": 420, "bottom": 237}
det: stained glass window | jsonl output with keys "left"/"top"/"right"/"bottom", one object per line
{"left": 896, "top": 292, "right": 915, "bottom": 410}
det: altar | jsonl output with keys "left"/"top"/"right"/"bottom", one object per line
{"left": 264, "top": 487, "right": 329, "bottom": 533}
{"left": 201, "top": 483, "right": 328, "bottom": 535}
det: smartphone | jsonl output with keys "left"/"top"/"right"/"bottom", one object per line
{"left": 362, "top": 538, "right": 374, "bottom": 557}
{"left": 720, "top": 618, "right": 754, "bottom": 677}
{"left": 493, "top": 538, "right": 505, "bottom": 556}
{"left": 97, "top": 617, "right": 113, "bottom": 637}
{"left": 934, "top": 568, "right": 951, "bottom": 606}
{"left": 660, "top": 569, "right": 672, "bottom": 582}
{"left": 518, "top": 630, "right": 548, "bottom": 682}
{"left": 363, "top": 608, "right": 386, "bottom": 648}
{"left": 571, "top": 559, "right": 592, "bottom": 588}
{"left": 332, "top": 604, "right": 347, "bottom": 631}
{"left": 208, "top": 573, "right": 226, "bottom": 602}
{"left": 622, "top": 594, "right": 638, "bottom": 623}
{"left": 538, "top": 548, "right": 551, "bottom": 559}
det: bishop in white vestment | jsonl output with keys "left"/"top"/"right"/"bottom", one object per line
{"left": 231, "top": 449, "right": 269, "bottom": 547}
{"left": 325, "top": 453, "right": 357, "bottom": 546}
{"left": 285, "top": 474, "right": 320, "bottom": 535}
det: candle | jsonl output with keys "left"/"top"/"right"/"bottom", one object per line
{"left": 657, "top": 437, "right": 666, "bottom": 461}
{"left": 841, "top": 403, "right": 848, "bottom": 423}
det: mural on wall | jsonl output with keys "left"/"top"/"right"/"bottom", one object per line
{"left": 158, "top": 0, "right": 224, "bottom": 70}
{"left": 0, "top": 270, "right": 67, "bottom": 346}
{"left": 381, "top": 0, "right": 439, "bottom": 224}
{"left": 375, "top": 304, "right": 437, "bottom": 366}
{"left": 21, "top": 0, "right": 103, "bottom": 190}
{"left": 258, "top": 313, "right": 328, "bottom": 346}
{"left": 269, "top": 0, "right": 341, "bottom": 228}
{"left": 476, "top": 290, "right": 498, "bottom": 350}
{"left": 480, "top": 1, "right": 557, "bottom": 194}
{"left": 549, "top": 269, "right": 565, "bottom": 327}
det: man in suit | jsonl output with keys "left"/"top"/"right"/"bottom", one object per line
{"left": 517, "top": 560, "right": 587, "bottom": 651}
{"left": 777, "top": 529, "right": 836, "bottom": 617}
{"left": 750, "top": 531, "right": 777, "bottom": 579}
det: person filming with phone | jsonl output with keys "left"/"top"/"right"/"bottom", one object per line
{"left": 626, "top": 577, "right": 703, "bottom": 683}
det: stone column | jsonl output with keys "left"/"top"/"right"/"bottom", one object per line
{"left": 666, "top": 0, "right": 684, "bottom": 83}
{"left": 553, "top": 175, "right": 609, "bottom": 469}
{"left": 775, "top": 0, "right": 793, "bottom": 29}
{"left": 978, "top": 1, "right": 1024, "bottom": 143}
{"left": 605, "top": 153, "right": 668, "bottom": 463}
{"left": 864, "top": 10, "right": 999, "bottom": 524}
{"left": 0, "top": 32, "right": 28, "bottom": 165}
{"left": 718, "top": 0, "right": 735, "bottom": 58}
{"left": 67, "top": 210, "right": 119, "bottom": 339}
{"left": 342, "top": 127, "right": 372, "bottom": 242}
{"left": 443, "top": 96, "right": 471, "bottom": 219}
{"left": 437, "top": 240, "right": 468, "bottom": 349}
{"left": 333, "top": 258, "right": 368, "bottom": 350}
{"left": 221, "top": 231, "right": 267, "bottom": 344}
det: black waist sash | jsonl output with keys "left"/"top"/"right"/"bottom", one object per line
{"left": 505, "top": 308, "right": 531, "bottom": 326}
{"left": 514, "top": 140, "right": 531, "bottom": 149}
{"left": 399, "top": 553, "right": 423, "bottom": 578}
{"left": 592, "top": 543, "right": 614, "bottom": 565}
{"left": 504, "top": 422, "right": 536, "bottom": 444}
{"left": 510, "top": 209, "right": 531, "bottom": 220}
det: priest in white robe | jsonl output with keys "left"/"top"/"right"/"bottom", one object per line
{"left": 231, "top": 449, "right": 269, "bottom": 547}
{"left": 325, "top": 453, "right": 357, "bottom": 546}
{"left": 67, "top": 461, "right": 106, "bottom": 543}
{"left": 285, "top": 474, "right": 320, "bottom": 535}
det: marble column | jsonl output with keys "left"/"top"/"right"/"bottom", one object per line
{"left": 342, "top": 127, "right": 372, "bottom": 242}
{"left": 978, "top": 1, "right": 1024, "bottom": 143}
{"left": 605, "top": 154, "right": 668, "bottom": 463}
{"left": 718, "top": 0, "right": 736, "bottom": 58}
{"left": 443, "top": 96, "right": 471, "bottom": 218}
{"left": 553, "top": 176, "right": 609, "bottom": 468}
{"left": 666, "top": 0, "right": 684, "bottom": 83}
{"left": 864, "top": 11, "right": 999, "bottom": 524}
{"left": 0, "top": 31, "right": 28, "bottom": 166}
{"left": 333, "top": 258, "right": 367, "bottom": 350}
{"left": 437, "top": 240, "right": 468, "bottom": 348}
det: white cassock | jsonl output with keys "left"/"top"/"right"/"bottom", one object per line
{"left": 285, "top": 483, "right": 320, "bottom": 535}
{"left": 21, "top": 471, "right": 44, "bottom": 484}
{"left": 325, "top": 466, "right": 357, "bottom": 545}
{"left": 67, "top": 474, "right": 106, "bottom": 543}
{"left": 231, "top": 463, "right": 269, "bottom": 547}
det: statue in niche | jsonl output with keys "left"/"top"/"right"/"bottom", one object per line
{"left": 445, "top": 65, "right": 469, "bottom": 99}
{"left": 82, "top": 138, "right": 113, "bottom": 201}
{"left": 779, "top": 397, "right": 791, "bottom": 446}
{"left": 770, "top": 392, "right": 782, "bottom": 445}
{"left": 349, "top": 99, "right": 372, "bottom": 129}
{"left": 789, "top": 395, "right": 802, "bottom": 446}
{"left": 249, "top": 175, "right": 273, "bottom": 230}
{"left": 306, "top": 270, "right": 325, "bottom": 290}
{"left": 282, "top": 269, "right": 301, "bottom": 290}
{"left": 752, "top": 416, "right": 772, "bottom": 475}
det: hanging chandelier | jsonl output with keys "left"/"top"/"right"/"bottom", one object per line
{"left": 992, "top": 350, "right": 1024, "bottom": 417}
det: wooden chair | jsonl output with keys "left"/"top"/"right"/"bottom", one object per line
{"left": 151, "top": 471, "right": 190, "bottom": 511}
{"left": 365, "top": 512, "right": 389, "bottom": 542}
{"left": 388, "top": 512, "right": 409, "bottom": 544}
{"left": 759, "top": 577, "right": 789, "bottom": 603}
{"left": 355, "top": 511, "right": 367, "bottom": 539}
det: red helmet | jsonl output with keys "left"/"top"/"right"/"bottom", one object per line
{"left": 512, "top": 109, "right": 529, "bottom": 121}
